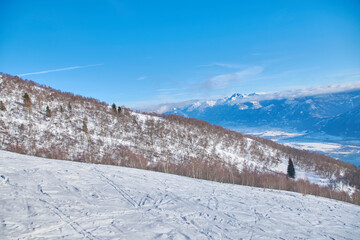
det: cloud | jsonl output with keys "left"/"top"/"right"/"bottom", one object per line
{"left": 139, "top": 81, "right": 360, "bottom": 111}
{"left": 202, "top": 66, "right": 264, "bottom": 90}
{"left": 199, "top": 62, "right": 245, "bottom": 69}
{"left": 232, "top": 81, "right": 360, "bottom": 103}
{"left": 17, "top": 64, "right": 103, "bottom": 77}
{"left": 137, "top": 76, "right": 147, "bottom": 81}
{"left": 134, "top": 99, "right": 198, "bottom": 112}
{"left": 156, "top": 88, "right": 178, "bottom": 92}
{"left": 155, "top": 88, "right": 184, "bottom": 101}
{"left": 326, "top": 71, "right": 360, "bottom": 81}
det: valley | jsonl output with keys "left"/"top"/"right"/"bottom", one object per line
{"left": 229, "top": 125, "right": 360, "bottom": 167}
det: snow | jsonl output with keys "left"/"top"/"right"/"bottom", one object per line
{"left": 1, "top": 150, "right": 359, "bottom": 239}
{"left": 250, "top": 130, "right": 305, "bottom": 140}
{"left": 237, "top": 104, "right": 248, "bottom": 110}
{"left": 250, "top": 101, "right": 262, "bottom": 109}
{"left": 285, "top": 142, "right": 342, "bottom": 152}
{"left": 206, "top": 100, "right": 216, "bottom": 107}
{"left": 156, "top": 105, "right": 170, "bottom": 114}
{"left": 189, "top": 101, "right": 201, "bottom": 110}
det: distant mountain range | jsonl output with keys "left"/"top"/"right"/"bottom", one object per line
{"left": 146, "top": 84, "right": 360, "bottom": 138}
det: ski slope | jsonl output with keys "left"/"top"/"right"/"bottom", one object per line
{"left": 1, "top": 150, "right": 359, "bottom": 239}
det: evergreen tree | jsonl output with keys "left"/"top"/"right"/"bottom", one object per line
{"left": 67, "top": 102, "right": 72, "bottom": 113}
{"left": 0, "top": 101, "right": 6, "bottom": 111}
{"left": 46, "top": 106, "right": 51, "bottom": 117}
{"left": 287, "top": 158, "right": 295, "bottom": 179}
{"left": 112, "top": 103, "right": 117, "bottom": 113}
{"left": 23, "top": 92, "right": 32, "bottom": 108}
{"left": 117, "top": 106, "right": 122, "bottom": 114}
{"left": 83, "top": 118, "right": 88, "bottom": 133}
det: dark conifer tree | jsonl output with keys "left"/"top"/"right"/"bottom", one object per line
{"left": 83, "top": 119, "right": 88, "bottom": 134}
{"left": 23, "top": 93, "right": 32, "bottom": 108}
{"left": 46, "top": 106, "right": 51, "bottom": 117}
{"left": 0, "top": 101, "right": 6, "bottom": 111}
{"left": 117, "top": 106, "right": 122, "bottom": 114}
{"left": 287, "top": 158, "right": 295, "bottom": 179}
{"left": 112, "top": 103, "right": 117, "bottom": 113}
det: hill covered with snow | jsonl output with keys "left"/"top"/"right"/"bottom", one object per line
{"left": 0, "top": 73, "right": 359, "bottom": 202}
{"left": 1, "top": 150, "right": 359, "bottom": 239}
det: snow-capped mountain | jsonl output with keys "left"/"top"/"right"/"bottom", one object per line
{"left": 0, "top": 73, "right": 359, "bottom": 197}
{"left": 1, "top": 150, "right": 359, "bottom": 239}
{"left": 320, "top": 105, "right": 360, "bottom": 137}
{"left": 152, "top": 87, "right": 360, "bottom": 138}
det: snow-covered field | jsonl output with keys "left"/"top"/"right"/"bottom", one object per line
{"left": 1, "top": 151, "right": 359, "bottom": 239}
{"left": 249, "top": 130, "right": 305, "bottom": 140}
{"left": 238, "top": 126, "right": 360, "bottom": 167}
{"left": 284, "top": 142, "right": 342, "bottom": 152}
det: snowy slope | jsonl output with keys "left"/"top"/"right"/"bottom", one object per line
{"left": 1, "top": 150, "right": 359, "bottom": 239}
{"left": 1, "top": 73, "right": 360, "bottom": 199}
{"left": 1, "top": 73, "right": 348, "bottom": 187}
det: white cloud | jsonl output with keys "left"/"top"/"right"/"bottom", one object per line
{"left": 137, "top": 76, "right": 147, "bottom": 81}
{"left": 157, "top": 88, "right": 178, "bottom": 92}
{"left": 139, "top": 81, "right": 360, "bottom": 111}
{"left": 17, "top": 64, "right": 103, "bottom": 77}
{"left": 203, "top": 66, "right": 264, "bottom": 90}
{"left": 326, "top": 71, "right": 360, "bottom": 81}
{"left": 233, "top": 81, "right": 360, "bottom": 103}
{"left": 199, "top": 62, "right": 245, "bottom": 69}
{"left": 134, "top": 99, "right": 198, "bottom": 112}
{"left": 213, "top": 63, "right": 246, "bottom": 69}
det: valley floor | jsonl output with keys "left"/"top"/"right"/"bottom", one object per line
{"left": 231, "top": 125, "right": 360, "bottom": 167}
{"left": 0, "top": 150, "right": 359, "bottom": 239}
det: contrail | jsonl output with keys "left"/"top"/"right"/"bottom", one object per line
{"left": 17, "top": 64, "right": 103, "bottom": 77}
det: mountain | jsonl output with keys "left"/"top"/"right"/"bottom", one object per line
{"left": 319, "top": 105, "right": 360, "bottom": 137}
{"left": 0, "top": 73, "right": 359, "bottom": 197}
{"left": 1, "top": 150, "right": 359, "bottom": 239}
{"left": 151, "top": 86, "right": 360, "bottom": 138}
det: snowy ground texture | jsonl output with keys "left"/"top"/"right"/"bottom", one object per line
{"left": 1, "top": 151, "right": 360, "bottom": 240}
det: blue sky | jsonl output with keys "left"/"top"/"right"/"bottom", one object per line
{"left": 0, "top": 0, "right": 359, "bottom": 107}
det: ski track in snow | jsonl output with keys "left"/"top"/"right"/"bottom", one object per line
{"left": 0, "top": 150, "right": 359, "bottom": 239}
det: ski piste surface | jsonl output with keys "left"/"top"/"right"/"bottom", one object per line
{"left": 1, "top": 150, "right": 359, "bottom": 239}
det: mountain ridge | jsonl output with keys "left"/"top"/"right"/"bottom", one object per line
{"left": 149, "top": 87, "right": 360, "bottom": 139}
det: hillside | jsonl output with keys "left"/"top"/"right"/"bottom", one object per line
{"left": 1, "top": 150, "right": 359, "bottom": 239}
{"left": 0, "top": 73, "right": 359, "bottom": 199}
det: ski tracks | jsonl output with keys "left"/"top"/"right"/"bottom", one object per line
{"left": 35, "top": 179, "right": 99, "bottom": 240}
{"left": 92, "top": 168, "right": 138, "bottom": 208}
{"left": 2, "top": 152, "right": 360, "bottom": 240}
{"left": 38, "top": 198, "right": 98, "bottom": 240}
